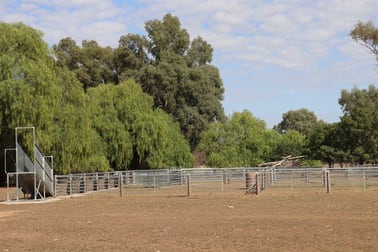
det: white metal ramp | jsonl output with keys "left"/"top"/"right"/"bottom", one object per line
{"left": 6, "top": 127, "right": 54, "bottom": 201}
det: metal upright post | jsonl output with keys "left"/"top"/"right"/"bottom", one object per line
{"left": 5, "top": 148, "right": 16, "bottom": 201}
{"left": 15, "top": 127, "right": 36, "bottom": 200}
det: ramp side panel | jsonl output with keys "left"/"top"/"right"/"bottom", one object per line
{"left": 34, "top": 145, "right": 53, "bottom": 180}
{"left": 16, "top": 144, "right": 54, "bottom": 197}
{"left": 34, "top": 161, "right": 53, "bottom": 196}
{"left": 34, "top": 146, "right": 54, "bottom": 196}
{"left": 16, "top": 143, "right": 34, "bottom": 173}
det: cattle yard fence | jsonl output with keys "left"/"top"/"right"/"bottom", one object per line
{"left": 52, "top": 167, "right": 378, "bottom": 198}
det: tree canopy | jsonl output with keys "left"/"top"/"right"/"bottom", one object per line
{"left": 196, "top": 110, "right": 306, "bottom": 167}
{"left": 274, "top": 108, "right": 318, "bottom": 137}
{"left": 53, "top": 14, "right": 226, "bottom": 148}
{"left": 350, "top": 21, "right": 378, "bottom": 61}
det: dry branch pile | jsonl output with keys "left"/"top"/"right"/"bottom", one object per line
{"left": 258, "top": 155, "right": 304, "bottom": 168}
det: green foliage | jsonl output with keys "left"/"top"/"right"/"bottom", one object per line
{"left": 53, "top": 38, "right": 115, "bottom": 90}
{"left": 145, "top": 14, "right": 190, "bottom": 60}
{"left": 139, "top": 15, "right": 226, "bottom": 147}
{"left": 338, "top": 85, "right": 378, "bottom": 163}
{"left": 52, "top": 14, "right": 226, "bottom": 149}
{"left": 131, "top": 108, "right": 194, "bottom": 169}
{"left": 198, "top": 111, "right": 274, "bottom": 167}
{"left": 0, "top": 21, "right": 195, "bottom": 178}
{"left": 113, "top": 33, "right": 148, "bottom": 82}
{"left": 51, "top": 67, "right": 109, "bottom": 174}
{"left": 350, "top": 21, "right": 378, "bottom": 61}
{"left": 0, "top": 22, "right": 58, "bottom": 152}
{"left": 275, "top": 108, "right": 318, "bottom": 137}
{"left": 273, "top": 130, "right": 306, "bottom": 159}
{"left": 88, "top": 80, "right": 194, "bottom": 170}
{"left": 300, "top": 159, "right": 322, "bottom": 168}
{"left": 198, "top": 110, "right": 308, "bottom": 167}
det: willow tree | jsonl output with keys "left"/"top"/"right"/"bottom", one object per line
{"left": 51, "top": 67, "right": 109, "bottom": 174}
{"left": 87, "top": 80, "right": 194, "bottom": 170}
{"left": 0, "top": 23, "right": 58, "bottom": 184}
{"left": 87, "top": 80, "right": 150, "bottom": 170}
{"left": 0, "top": 22, "right": 59, "bottom": 147}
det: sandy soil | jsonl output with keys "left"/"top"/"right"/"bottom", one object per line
{"left": 1, "top": 188, "right": 378, "bottom": 251}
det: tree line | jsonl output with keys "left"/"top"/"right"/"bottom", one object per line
{"left": 0, "top": 15, "right": 377, "bottom": 185}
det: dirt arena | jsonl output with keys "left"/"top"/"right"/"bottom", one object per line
{"left": 1, "top": 188, "right": 378, "bottom": 251}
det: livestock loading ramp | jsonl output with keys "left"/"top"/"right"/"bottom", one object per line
{"left": 6, "top": 127, "right": 54, "bottom": 201}
{"left": 10, "top": 143, "right": 54, "bottom": 200}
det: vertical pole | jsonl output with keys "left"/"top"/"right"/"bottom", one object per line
{"left": 84, "top": 173, "right": 86, "bottom": 193}
{"left": 290, "top": 174, "right": 293, "bottom": 191}
{"left": 223, "top": 169, "right": 227, "bottom": 185}
{"left": 255, "top": 172, "right": 259, "bottom": 195}
{"left": 7, "top": 174, "right": 10, "bottom": 201}
{"left": 32, "top": 127, "right": 36, "bottom": 200}
{"left": 186, "top": 175, "right": 190, "bottom": 197}
{"left": 363, "top": 171, "right": 366, "bottom": 190}
{"left": 119, "top": 173, "right": 123, "bottom": 197}
{"left": 15, "top": 128, "right": 19, "bottom": 201}
{"left": 54, "top": 175, "right": 56, "bottom": 198}
{"left": 246, "top": 172, "right": 253, "bottom": 190}
{"left": 271, "top": 169, "right": 274, "bottom": 185}
{"left": 153, "top": 175, "right": 156, "bottom": 193}
{"left": 69, "top": 174, "right": 72, "bottom": 196}
{"left": 326, "top": 171, "right": 331, "bottom": 194}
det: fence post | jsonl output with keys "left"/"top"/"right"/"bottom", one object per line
{"left": 119, "top": 172, "right": 123, "bottom": 197}
{"left": 326, "top": 171, "right": 331, "bottom": 193}
{"left": 69, "top": 174, "right": 72, "bottom": 196}
{"left": 246, "top": 172, "right": 253, "bottom": 190}
{"left": 255, "top": 172, "right": 260, "bottom": 195}
{"left": 223, "top": 169, "right": 227, "bottom": 185}
{"left": 54, "top": 175, "right": 56, "bottom": 198}
{"left": 186, "top": 175, "right": 190, "bottom": 197}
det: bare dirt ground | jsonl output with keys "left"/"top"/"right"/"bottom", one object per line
{"left": 1, "top": 188, "right": 378, "bottom": 251}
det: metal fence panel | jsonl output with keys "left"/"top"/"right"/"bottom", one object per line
{"left": 53, "top": 167, "right": 378, "bottom": 197}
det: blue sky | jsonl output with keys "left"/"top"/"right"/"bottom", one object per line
{"left": 1, "top": 0, "right": 377, "bottom": 127}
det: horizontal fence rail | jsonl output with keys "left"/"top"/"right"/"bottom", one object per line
{"left": 53, "top": 167, "right": 378, "bottom": 197}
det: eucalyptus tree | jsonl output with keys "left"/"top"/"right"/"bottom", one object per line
{"left": 140, "top": 14, "right": 226, "bottom": 148}
{"left": 275, "top": 108, "right": 318, "bottom": 137}
{"left": 113, "top": 33, "right": 148, "bottom": 83}
{"left": 350, "top": 21, "right": 378, "bottom": 61}
{"left": 305, "top": 121, "right": 350, "bottom": 167}
{"left": 53, "top": 38, "right": 115, "bottom": 91}
{"left": 338, "top": 85, "right": 378, "bottom": 164}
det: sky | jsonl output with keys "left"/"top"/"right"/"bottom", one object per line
{"left": 1, "top": 0, "right": 378, "bottom": 128}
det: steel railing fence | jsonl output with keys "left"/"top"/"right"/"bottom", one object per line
{"left": 53, "top": 167, "right": 378, "bottom": 197}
